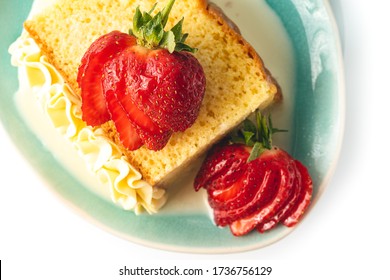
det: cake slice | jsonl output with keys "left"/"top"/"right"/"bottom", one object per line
{"left": 24, "top": 0, "right": 279, "bottom": 186}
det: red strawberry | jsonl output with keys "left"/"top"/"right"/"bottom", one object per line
{"left": 77, "top": 31, "right": 136, "bottom": 126}
{"left": 103, "top": 51, "right": 172, "bottom": 150}
{"left": 77, "top": 0, "right": 205, "bottom": 151}
{"left": 127, "top": 49, "right": 206, "bottom": 132}
{"left": 194, "top": 111, "right": 313, "bottom": 236}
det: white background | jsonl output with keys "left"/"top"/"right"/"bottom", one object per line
{"left": 1, "top": 0, "right": 389, "bottom": 279}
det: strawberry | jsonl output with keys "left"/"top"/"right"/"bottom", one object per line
{"left": 77, "top": 0, "right": 205, "bottom": 150}
{"left": 123, "top": 0, "right": 205, "bottom": 132}
{"left": 77, "top": 31, "right": 136, "bottom": 126}
{"left": 128, "top": 49, "right": 206, "bottom": 132}
{"left": 194, "top": 111, "right": 313, "bottom": 236}
{"left": 103, "top": 51, "right": 172, "bottom": 150}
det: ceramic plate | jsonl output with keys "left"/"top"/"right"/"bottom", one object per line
{"left": 0, "top": 0, "right": 344, "bottom": 253}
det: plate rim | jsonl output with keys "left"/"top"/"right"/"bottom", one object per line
{"left": 0, "top": 0, "right": 346, "bottom": 254}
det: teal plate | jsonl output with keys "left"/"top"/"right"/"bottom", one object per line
{"left": 0, "top": 0, "right": 344, "bottom": 253}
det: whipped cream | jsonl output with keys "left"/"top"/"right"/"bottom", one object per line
{"left": 9, "top": 33, "right": 166, "bottom": 214}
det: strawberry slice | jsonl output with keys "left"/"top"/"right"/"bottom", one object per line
{"left": 104, "top": 51, "right": 172, "bottom": 151}
{"left": 229, "top": 153, "right": 296, "bottom": 236}
{"left": 214, "top": 158, "right": 280, "bottom": 226}
{"left": 194, "top": 144, "right": 249, "bottom": 192}
{"left": 105, "top": 89, "right": 143, "bottom": 150}
{"left": 101, "top": 56, "right": 143, "bottom": 150}
{"left": 119, "top": 96, "right": 172, "bottom": 151}
{"left": 282, "top": 160, "right": 313, "bottom": 227}
{"left": 77, "top": 31, "right": 136, "bottom": 126}
{"left": 257, "top": 159, "right": 312, "bottom": 232}
{"left": 209, "top": 174, "right": 252, "bottom": 211}
{"left": 257, "top": 167, "right": 301, "bottom": 233}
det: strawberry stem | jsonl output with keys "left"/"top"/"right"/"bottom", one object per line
{"left": 129, "top": 0, "right": 196, "bottom": 53}
{"left": 230, "top": 110, "right": 287, "bottom": 162}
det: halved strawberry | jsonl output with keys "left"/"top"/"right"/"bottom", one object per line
{"left": 77, "top": 31, "right": 136, "bottom": 126}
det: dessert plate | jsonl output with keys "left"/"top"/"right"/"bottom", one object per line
{"left": 0, "top": 0, "right": 344, "bottom": 253}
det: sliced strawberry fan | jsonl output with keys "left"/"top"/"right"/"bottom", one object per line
{"left": 194, "top": 111, "right": 313, "bottom": 236}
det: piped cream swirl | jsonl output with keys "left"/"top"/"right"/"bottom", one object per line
{"left": 9, "top": 33, "right": 166, "bottom": 214}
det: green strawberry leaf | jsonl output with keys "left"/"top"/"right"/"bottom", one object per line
{"left": 132, "top": 7, "right": 143, "bottom": 38}
{"left": 181, "top": 33, "right": 189, "bottom": 42}
{"left": 230, "top": 110, "right": 287, "bottom": 160}
{"left": 242, "top": 131, "right": 255, "bottom": 146}
{"left": 160, "top": 30, "right": 176, "bottom": 53}
{"left": 243, "top": 119, "right": 257, "bottom": 134}
{"left": 129, "top": 0, "right": 197, "bottom": 53}
{"left": 247, "top": 142, "right": 266, "bottom": 162}
{"left": 161, "top": 0, "right": 175, "bottom": 27}
{"left": 148, "top": 3, "right": 157, "bottom": 15}
{"left": 174, "top": 42, "right": 197, "bottom": 53}
{"left": 171, "top": 18, "right": 184, "bottom": 40}
{"left": 142, "top": 11, "right": 153, "bottom": 23}
{"left": 144, "top": 13, "right": 164, "bottom": 47}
